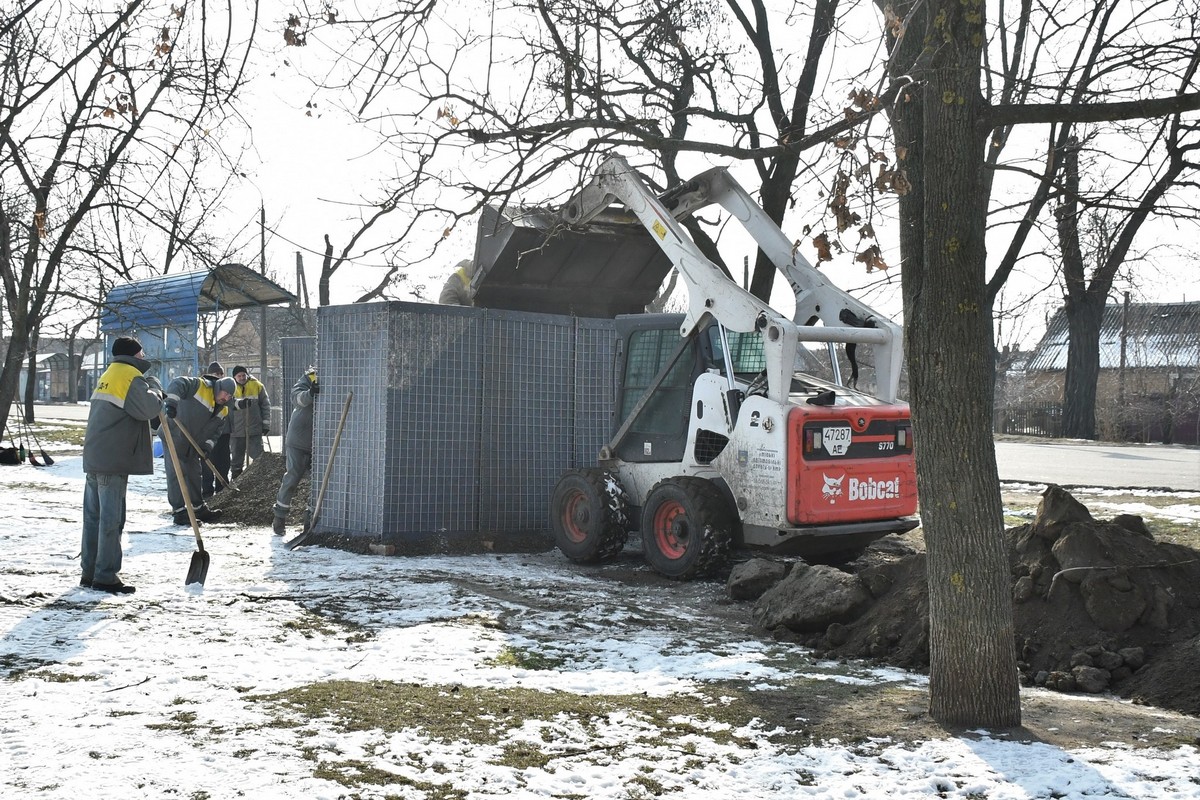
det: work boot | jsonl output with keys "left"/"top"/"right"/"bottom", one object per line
{"left": 272, "top": 515, "right": 286, "bottom": 536}
{"left": 172, "top": 510, "right": 194, "bottom": 526}
{"left": 195, "top": 506, "right": 223, "bottom": 523}
{"left": 92, "top": 581, "right": 136, "bottom": 595}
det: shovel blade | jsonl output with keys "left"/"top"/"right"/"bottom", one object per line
{"left": 185, "top": 550, "right": 210, "bottom": 586}
{"left": 284, "top": 527, "right": 314, "bottom": 551}
{"left": 40, "top": 450, "right": 54, "bottom": 466}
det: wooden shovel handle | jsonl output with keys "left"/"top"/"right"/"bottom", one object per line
{"left": 169, "top": 413, "right": 237, "bottom": 492}
{"left": 308, "top": 391, "right": 353, "bottom": 535}
{"left": 159, "top": 411, "right": 204, "bottom": 551}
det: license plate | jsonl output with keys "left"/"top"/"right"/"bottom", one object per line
{"left": 822, "top": 426, "right": 852, "bottom": 456}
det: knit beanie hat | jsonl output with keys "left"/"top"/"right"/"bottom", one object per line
{"left": 112, "top": 337, "right": 143, "bottom": 357}
{"left": 232, "top": 365, "right": 248, "bottom": 378}
{"left": 206, "top": 361, "right": 224, "bottom": 376}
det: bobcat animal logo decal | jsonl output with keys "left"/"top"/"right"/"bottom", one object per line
{"left": 822, "top": 473, "right": 845, "bottom": 504}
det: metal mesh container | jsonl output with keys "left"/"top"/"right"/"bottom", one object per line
{"left": 311, "top": 301, "right": 616, "bottom": 550}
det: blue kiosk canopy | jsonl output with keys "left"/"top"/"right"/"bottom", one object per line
{"left": 101, "top": 263, "right": 297, "bottom": 382}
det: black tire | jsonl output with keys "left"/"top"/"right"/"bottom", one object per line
{"left": 550, "top": 468, "right": 630, "bottom": 563}
{"left": 640, "top": 476, "right": 734, "bottom": 580}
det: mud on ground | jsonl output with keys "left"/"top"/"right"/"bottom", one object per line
{"left": 775, "top": 485, "right": 1200, "bottom": 721}
{"left": 208, "top": 452, "right": 310, "bottom": 528}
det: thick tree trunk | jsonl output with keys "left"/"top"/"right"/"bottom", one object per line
{"left": 24, "top": 334, "right": 39, "bottom": 421}
{"left": 1061, "top": 299, "right": 1104, "bottom": 439}
{"left": 887, "top": 0, "right": 1022, "bottom": 728}
{"left": 0, "top": 333, "right": 27, "bottom": 434}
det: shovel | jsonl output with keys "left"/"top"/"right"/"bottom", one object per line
{"left": 17, "top": 417, "right": 44, "bottom": 467}
{"left": 169, "top": 416, "right": 239, "bottom": 493}
{"left": 286, "top": 391, "right": 352, "bottom": 551}
{"left": 24, "top": 417, "right": 55, "bottom": 466}
{"left": 158, "top": 411, "right": 208, "bottom": 585}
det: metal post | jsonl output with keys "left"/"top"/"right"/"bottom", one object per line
{"left": 1118, "top": 291, "right": 1129, "bottom": 406}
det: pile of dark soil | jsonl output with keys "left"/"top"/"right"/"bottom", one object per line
{"left": 208, "top": 452, "right": 311, "bottom": 527}
{"left": 758, "top": 485, "right": 1200, "bottom": 717}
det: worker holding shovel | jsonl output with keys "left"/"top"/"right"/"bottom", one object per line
{"left": 272, "top": 366, "right": 318, "bottom": 536}
{"left": 161, "top": 374, "right": 235, "bottom": 526}
{"left": 80, "top": 337, "right": 164, "bottom": 595}
{"left": 228, "top": 365, "right": 271, "bottom": 480}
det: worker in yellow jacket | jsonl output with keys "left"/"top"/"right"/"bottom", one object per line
{"left": 229, "top": 365, "right": 271, "bottom": 479}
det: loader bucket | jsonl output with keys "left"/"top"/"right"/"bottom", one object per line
{"left": 472, "top": 204, "right": 673, "bottom": 318}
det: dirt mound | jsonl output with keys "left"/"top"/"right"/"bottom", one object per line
{"left": 778, "top": 485, "right": 1200, "bottom": 716}
{"left": 208, "top": 452, "right": 310, "bottom": 527}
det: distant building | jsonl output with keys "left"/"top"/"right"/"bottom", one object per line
{"left": 1001, "top": 302, "right": 1200, "bottom": 443}
{"left": 208, "top": 305, "right": 316, "bottom": 430}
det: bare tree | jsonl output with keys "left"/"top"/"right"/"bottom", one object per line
{"left": 1055, "top": 98, "right": 1200, "bottom": 439}
{"left": 877, "top": 0, "right": 1200, "bottom": 726}
{"left": 0, "top": 0, "right": 258, "bottom": 434}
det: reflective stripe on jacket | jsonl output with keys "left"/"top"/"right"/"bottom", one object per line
{"left": 230, "top": 376, "right": 271, "bottom": 437}
{"left": 83, "top": 356, "right": 163, "bottom": 476}
{"left": 161, "top": 376, "right": 229, "bottom": 458}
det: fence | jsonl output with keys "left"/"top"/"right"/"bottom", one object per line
{"left": 996, "top": 397, "right": 1200, "bottom": 445}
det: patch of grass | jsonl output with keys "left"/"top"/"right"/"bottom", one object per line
{"left": 35, "top": 421, "right": 87, "bottom": 448}
{"left": 312, "top": 759, "right": 464, "bottom": 797}
{"left": 280, "top": 609, "right": 374, "bottom": 644}
{"left": 486, "top": 645, "right": 565, "bottom": 671}
{"left": 36, "top": 671, "right": 98, "bottom": 683}
{"left": 456, "top": 612, "right": 505, "bottom": 630}
{"left": 147, "top": 710, "right": 200, "bottom": 736}
{"left": 626, "top": 774, "right": 672, "bottom": 797}
{"left": 254, "top": 681, "right": 771, "bottom": 749}
{"left": 0, "top": 654, "right": 58, "bottom": 678}
{"left": 251, "top": 676, "right": 866, "bottom": 795}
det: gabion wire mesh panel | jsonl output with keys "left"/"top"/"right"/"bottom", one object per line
{"left": 573, "top": 317, "right": 618, "bottom": 466}
{"left": 280, "top": 336, "right": 317, "bottom": 445}
{"left": 479, "top": 311, "right": 575, "bottom": 532}
{"left": 311, "top": 300, "right": 617, "bottom": 545}
{"left": 384, "top": 303, "right": 484, "bottom": 534}
{"left": 313, "top": 303, "right": 391, "bottom": 536}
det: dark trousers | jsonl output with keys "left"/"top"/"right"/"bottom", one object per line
{"left": 202, "top": 433, "right": 231, "bottom": 495}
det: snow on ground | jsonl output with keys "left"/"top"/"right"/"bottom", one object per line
{"left": 3, "top": 456, "right": 1200, "bottom": 799}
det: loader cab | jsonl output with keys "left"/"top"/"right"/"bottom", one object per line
{"left": 611, "top": 315, "right": 765, "bottom": 463}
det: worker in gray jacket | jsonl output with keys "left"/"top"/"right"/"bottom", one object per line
{"left": 229, "top": 364, "right": 271, "bottom": 479}
{"left": 81, "top": 337, "right": 164, "bottom": 595}
{"left": 438, "top": 258, "right": 476, "bottom": 305}
{"left": 273, "top": 366, "right": 318, "bottom": 536}
{"left": 161, "top": 374, "right": 235, "bottom": 526}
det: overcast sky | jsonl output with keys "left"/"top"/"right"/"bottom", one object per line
{"left": 222, "top": 2, "right": 1200, "bottom": 351}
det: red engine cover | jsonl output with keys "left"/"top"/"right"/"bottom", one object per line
{"left": 786, "top": 404, "right": 917, "bottom": 525}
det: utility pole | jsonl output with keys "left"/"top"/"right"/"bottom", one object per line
{"left": 260, "top": 205, "right": 268, "bottom": 383}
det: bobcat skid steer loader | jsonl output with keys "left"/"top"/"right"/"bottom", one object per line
{"left": 549, "top": 156, "right": 918, "bottom": 579}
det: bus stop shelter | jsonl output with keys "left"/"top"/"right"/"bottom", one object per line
{"left": 100, "top": 263, "right": 296, "bottom": 383}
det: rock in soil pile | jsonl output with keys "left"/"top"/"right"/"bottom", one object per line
{"left": 208, "top": 452, "right": 310, "bottom": 527}
{"left": 739, "top": 484, "right": 1200, "bottom": 717}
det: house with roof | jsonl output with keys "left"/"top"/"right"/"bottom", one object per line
{"left": 1003, "top": 301, "right": 1200, "bottom": 444}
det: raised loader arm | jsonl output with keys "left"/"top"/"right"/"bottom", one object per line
{"left": 560, "top": 155, "right": 902, "bottom": 402}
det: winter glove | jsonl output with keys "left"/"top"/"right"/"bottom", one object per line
{"left": 203, "top": 440, "right": 215, "bottom": 456}
{"left": 262, "top": 426, "right": 270, "bottom": 436}
{"left": 308, "top": 381, "right": 320, "bottom": 396}
{"left": 164, "top": 400, "right": 178, "bottom": 418}
{"left": 234, "top": 397, "right": 252, "bottom": 410}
